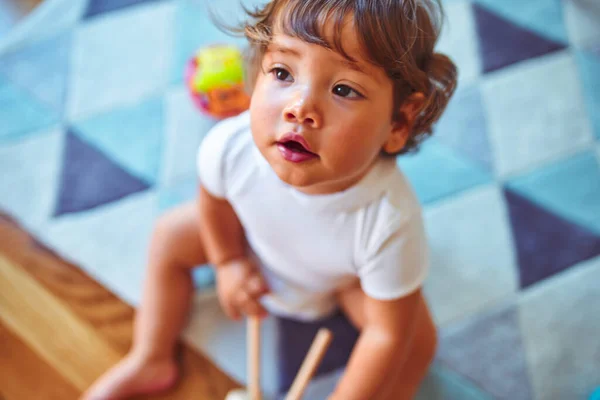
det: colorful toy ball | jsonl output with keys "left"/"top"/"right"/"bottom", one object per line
{"left": 185, "top": 45, "right": 251, "bottom": 120}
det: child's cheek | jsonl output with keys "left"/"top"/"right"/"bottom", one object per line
{"left": 251, "top": 81, "right": 285, "bottom": 137}
{"left": 257, "top": 82, "right": 285, "bottom": 118}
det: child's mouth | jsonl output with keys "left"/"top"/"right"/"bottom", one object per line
{"left": 276, "top": 134, "right": 318, "bottom": 163}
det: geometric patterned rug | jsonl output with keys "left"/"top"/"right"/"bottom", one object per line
{"left": 1, "top": 0, "right": 599, "bottom": 398}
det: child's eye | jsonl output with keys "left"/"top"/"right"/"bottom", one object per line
{"left": 333, "top": 84, "right": 363, "bottom": 99}
{"left": 270, "top": 67, "right": 293, "bottom": 82}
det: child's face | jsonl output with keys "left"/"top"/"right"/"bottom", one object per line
{"left": 250, "top": 22, "right": 403, "bottom": 195}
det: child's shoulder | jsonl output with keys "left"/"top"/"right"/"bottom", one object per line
{"left": 199, "top": 111, "right": 252, "bottom": 160}
{"left": 197, "top": 111, "right": 253, "bottom": 197}
{"left": 369, "top": 160, "right": 421, "bottom": 218}
{"left": 384, "top": 166, "right": 422, "bottom": 217}
{"left": 356, "top": 161, "right": 423, "bottom": 244}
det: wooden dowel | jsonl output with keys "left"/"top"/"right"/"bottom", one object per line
{"left": 248, "top": 316, "right": 262, "bottom": 400}
{"left": 284, "top": 328, "right": 333, "bottom": 400}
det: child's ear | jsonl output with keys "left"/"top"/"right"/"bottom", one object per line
{"left": 383, "top": 92, "right": 426, "bottom": 154}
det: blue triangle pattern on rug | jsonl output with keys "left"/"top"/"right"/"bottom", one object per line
{"left": 575, "top": 49, "right": 600, "bottom": 140}
{"left": 0, "top": 74, "right": 59, "bottom": 141}
{"left": 54, "top": 130, "right": 150, "bottom": 217}
{"left": 473, "top": 3, "right": 566, "bottom": 74}
{"left": 158, "top": 177, "right": 197, "bottom": 212}
{"left": 503, "top": 188, "right": 600, "bottom": 289}
{"left": 72, "top": 97, "right": 164, "bottom": 185}
{"left": 171, "top": 0, "right": 249, "bottom": 84}
{"left": 0, "top": 30, "right": 71, "bottom": 115}
{"left": 435, "top": 85, "right": 492, "bottom": 172}
{"left": 474, "top": 0, "right": 568, "bottom": 44}
{"left": 507, "top": 150, "right": 600, "bottom": 236}
{"left": 436, "top": 304, "right": 534, "bottom": 400}
{"left": 398, "top": 139, "right": 492, "bottom": 205}
{"left": 84, "top": 0, "right": 164, "bottom": 19}
{"left": 417, "top": 363, "right": 495, "bottom": 400}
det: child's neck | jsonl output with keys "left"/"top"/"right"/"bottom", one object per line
{"left": 292, "top": 156, "right": 383, "bottom": 196}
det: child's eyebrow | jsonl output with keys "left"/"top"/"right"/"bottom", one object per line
{"left": 268, "top": 42, "right": 368, "bottom": 76}
{"left": 267, "top": 44, "right": 300, "bottom": 57}
{"left": 340, "top": 59, "right": 367, "bottom": 75}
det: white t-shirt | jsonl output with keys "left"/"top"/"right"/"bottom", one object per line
{"left": 197, "top": 111, "right": 429, "bottom": 321}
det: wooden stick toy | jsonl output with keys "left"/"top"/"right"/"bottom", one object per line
{"left": 284, "top": 328, "right": 333, "bottom": 400}
{"left": 225, "top": 319, "right": 333, "bottom": 400}
{"left": 226, "top": 316, "right": 262, "bottom": 400}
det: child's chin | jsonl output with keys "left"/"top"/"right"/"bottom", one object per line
{"left": 272, "top": 164, "right": 317, "bottom": 189}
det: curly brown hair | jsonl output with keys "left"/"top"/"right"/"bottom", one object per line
{"left": 218, "top": 0, "right": 458, "bottom": 155}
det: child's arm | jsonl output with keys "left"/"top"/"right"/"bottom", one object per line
{"left": 329, "top": 289, "right": 423, "bottom": 400}
{"left": 198, "top": 185, "right": 270, "bottom": 320}
{"left": 197, "top": 185, "right": 247, "bottom": 265}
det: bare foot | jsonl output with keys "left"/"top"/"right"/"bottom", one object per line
{"left": 81, "top": 353, "right": 178, "bottom": 400}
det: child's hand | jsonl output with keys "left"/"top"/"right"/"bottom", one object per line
{"left": 215, "top": 257, "right": 270, "bottom": 320}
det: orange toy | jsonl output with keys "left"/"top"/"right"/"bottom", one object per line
{"left": 185, "top": 45, "right": 251, "bottom": 120}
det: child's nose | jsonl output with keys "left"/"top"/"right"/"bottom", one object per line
{"left": 283, "top": 92, "right": 322, "bottom": 129}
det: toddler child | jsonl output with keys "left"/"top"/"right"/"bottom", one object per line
{"left": 84, "top": 0, "right": 457, "bottom": 398}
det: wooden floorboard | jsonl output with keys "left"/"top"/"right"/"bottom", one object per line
{"left": 0, "top": 321, "right": 79, "bottom": 400}
{"left": 0, "top": 213, "right": 241, "bottom": 399}
{"left": 0, "top": 255, "right": 123, "bottom": 390}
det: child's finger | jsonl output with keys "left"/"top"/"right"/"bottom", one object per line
{"left": 245, "top": 274, "right": 269, "bottom": 297}
{"left": 240, "top": 297, "right": 268, "bottom": 318}
{"left": 235, "top": 289, "right": 268, "bottom": 317}
{"left": 235, "top": 288, "right": 250, "bottom": 305}
{"left": 221, "top": 296, "right": 241, "bottom": 320}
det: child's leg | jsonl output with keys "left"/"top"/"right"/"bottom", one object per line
{"left": 83, "top": 201, "right": 208, "bottom": 400}
{"left": 336, "top": 283, "right": 437, "bottom": 400}
{"left": 379, "top": 298, "right": 437, "bottom": 400}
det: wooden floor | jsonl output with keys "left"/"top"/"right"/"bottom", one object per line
{"left": 0, "top": 213, "right": 241, "bottom": 400}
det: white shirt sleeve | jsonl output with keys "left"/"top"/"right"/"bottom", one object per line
{"left": 357, "top": 214, "right": 429, "bottom": 300}
{"left": 196, "top": 112, "right": 248, "bottom": 198}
